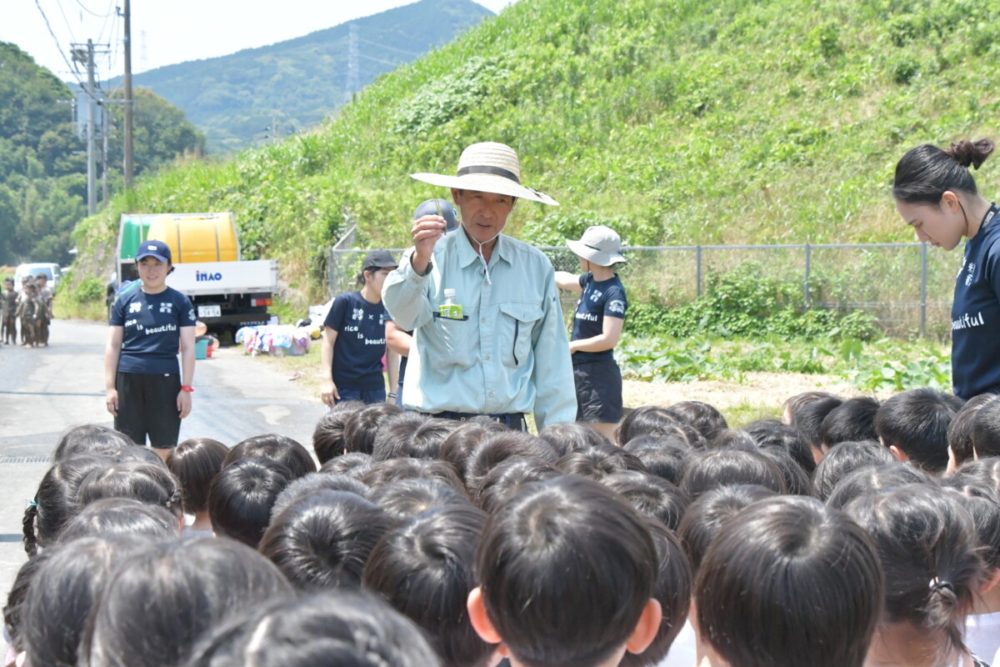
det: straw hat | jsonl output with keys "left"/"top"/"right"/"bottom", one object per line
{"left": 566, "top": 226, "right": 627, "bottom": 266}
{"left": 411, "top": 142, "right": 559, "bottom": 206}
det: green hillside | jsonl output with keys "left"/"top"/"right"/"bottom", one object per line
{"left": 71, "top": 0, "right": 1000, "bottom": 305}
{"left": 0, "top": 42, "right": 203, "bottom": 266}
{"left": 115, "top": 0, "right": 492, "bottom": 152}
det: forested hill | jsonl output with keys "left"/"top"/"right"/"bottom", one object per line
{"left": 115, "top": 0, "right": 493, "bottom": 152}
{"left": 72, "top": 0, "right": 1000, "bottom": 301}
{"left": 0, "top": 42, "right": 203, "bottom": 265}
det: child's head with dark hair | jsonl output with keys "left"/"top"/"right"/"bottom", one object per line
{"left": 876, "top": 388, "right": 965, "bottom": 473}
{"left": 475, "top": 457, "right": 562, "bottom": 514}
{"left": 464, "top": 431, "right": 558, "bottom": 493}
{"left": 58, "top": 498, "right": 180, "bottom": 542}
{"left": 77, "top": 460, "right": 184, "bottom": 519}
{"left": 664, "top": 401, "right": 728, "bottom": 442}
{"left": 184, "top": 590, "right": 442, "bottom": 667}
{"left": 813, "top": 440, "right": 895, "bottom": 501}
{"left": 957, "top": 456, "right": 1000, "bottom": 496}
{"left": 972, "top": 398, "right": 1000, "bottom": 461}
{"left": 166, "top": 437, "right": 229, "bottom": 516}
{"left": 224, "top": 433, "right": 317, "bottom": 479}
{"left": 697, "top": 497, "right": 883, "bottom": 667}
{"left": 4, "top": 552, "right": 45, "bottom": 657}
{"left": 758, "top": 446, "right": 814, "bottom": 496}
{"left": 319, "top": 451, "right": 374, "bottom": 478}
{"left": 259, "top": 490, "right": 391, "bottom": 590}
{"left": 269, "top": 471, "right": 370, "bottom": 521}
{"left": 312, "top": 400, "right": 365, "bottom": 463}
{"left": 372, "top": 413, "right": 456, "bottom": 461}
{"left": 948, "top": 394, "right": 1000, "bottom": 469}
{"left": 556, "top": 445, "right": 648, "bottom": 481}
{"left": 782, "top": 391, "right": 840, "bottom": 426}
{"left": 818, "top": 396, "right": 880, "bottom": 451}
{"left": 680, "top": 449, "right": 786, "bottom": 499}
{"left": 940, "top": 477, "right": 1000, "bottom": 571}
{"left": 439, "top": 420, "right": 509, "bottom": 485}
{"left": 362, "top": 457, "right": 467, "bottom": 495}
{"left": 24, "top": 454, "right": 115, "bottom": 556}
{"left": 793, "top": 395, "right": 844, "bottom": 461}
{"left": 623, "top": 435, "right": 693, "bottom": 485}
{"left": 208, "top": 457, "right": 292, "bottom": 548}
{"left": 743, "top": 419, "right": 816, "bottom": 477}
{"left": 343, "top": 402, "right": 403, "bottom": 454}
{"left": 617, "top": 406, "right": 706, "bottom": 449}
{"left": 621, "top": 520, "right": 691, "bottom": 667}
{"left": 678, "top": 484, "right": 778, "bottom": 574}
{"left": 364, "top": 505, "right": 492, "bottom": 667}
{"left": 24, "top": 536, "right": 149, "bottom": 667}
{"left": 844, "top": 484, "right": 985, "bottom": 664}
{"left": 707, "top": 429, "right": 758, "bottom": 452}
{"left": 602, "top": 471, "right": 691, "bottom": 531}
{"left": 468, "top": 475, "right": 661, "bottom": 667}
{"left": 82, "top": 537, "right": 292, "bottom": 667}
{"left": 825, "top": 462, "right": 931, "bottom": 510}
{"left": 537, "top": 421, "right": 611, "bottom": 457}
{"left": 52, "top": 424, "right": 134, "bottom": 461}
{"left": 371, "top": 478, "right": 471, "bottom": 523}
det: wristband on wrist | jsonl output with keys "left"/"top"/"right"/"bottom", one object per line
{"left": 388, "top": 393, "right": 398, "bottom": 398}
{"left": 180, "top": 385, "right": 194, "bottom": 393}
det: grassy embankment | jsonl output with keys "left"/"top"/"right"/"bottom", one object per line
{"left": 62, "top": 0, "right": 1000, "bottom": 393}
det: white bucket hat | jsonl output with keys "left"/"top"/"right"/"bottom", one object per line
{"left": 566, "top": 225, "right": 627, "bottom": 266}
{"left": 411, "top": 142, "right": 559, "bottom": 206}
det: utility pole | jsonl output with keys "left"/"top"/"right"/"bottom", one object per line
{"left": 102, "top": 105, "right": 109, "bottom": 206}
{"left": 71, "top": 40, "right": 98, "bottom": 216}
{"left": 123, "top": 0, "right": 134, "bottom": 188}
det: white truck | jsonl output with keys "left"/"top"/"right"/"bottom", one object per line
{"left": 109, "top": 212, "right": 279, "bottom": 338}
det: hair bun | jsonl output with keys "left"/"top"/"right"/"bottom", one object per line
{"left": 947, "top": 139, "right": 996, "bottom": 170}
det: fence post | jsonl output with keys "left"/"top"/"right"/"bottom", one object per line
{"left": 920, "top": 242, "right": 928, "bottom": 338}
{"left": 696, "top": 245, "right": 702, "bottom": 298}
{"left": 804, "top": 243, "right": 811, "bottom": 307}
{"left": 328, "top": 248, "right": 336, "bottom": 300}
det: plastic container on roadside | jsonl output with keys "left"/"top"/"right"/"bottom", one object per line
{"left": 195, "top": 339, "right": 209, "bottom": 360}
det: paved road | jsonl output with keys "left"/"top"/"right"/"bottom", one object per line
{"left": 0, "top": 319, "right": 325, "bottom": 656}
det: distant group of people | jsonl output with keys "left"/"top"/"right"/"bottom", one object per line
{"left": 8, "top": 380, "right": 1000, "bottom": 667}
{"left": 2, "top": 274, "right": 53, "bottom": 348}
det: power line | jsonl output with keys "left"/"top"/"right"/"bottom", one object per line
{"left": 33, "top": 0, "right": 88, "bottom": 91}
{"left": 358, "top": 37, "right": 420, "bottom": 57}
{"left": 73, "top": 0, "right": 108, "bottom": 17}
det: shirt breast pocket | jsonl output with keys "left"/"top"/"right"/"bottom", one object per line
{"left": 499, "top": 303, "right": 544, "bottom": 367}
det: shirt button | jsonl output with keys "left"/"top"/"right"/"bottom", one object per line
{"left": 489, "top": 392, "right": 495, "bottom": 398}
{"left": 481, "top": 317, "right": 486, "bottom": 323}
{"left": 484, "top": 354, "right": 490, "bottom": 360}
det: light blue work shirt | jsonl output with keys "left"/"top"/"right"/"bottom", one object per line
{"left": 382, "top": 228, "right": 576, "bottom": 430}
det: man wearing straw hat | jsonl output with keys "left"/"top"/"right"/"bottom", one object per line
{"left": 382, "top": 142, "right": 576, "bottom": 430}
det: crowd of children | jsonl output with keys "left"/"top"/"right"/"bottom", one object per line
{"left": 5, "top": 387, "right": 1000, "bottom": 667}
{"left": 1, "top": 274, "right": 53, "bottom": 348}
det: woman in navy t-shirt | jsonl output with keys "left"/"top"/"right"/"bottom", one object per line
{"left": 105, "top": 240, "right": 196, "bottom": 459}
{"left": 555, "top": 226, "right": 629, "bottom": 441}
{"left": 894, "top": 139, "right": 1000, "bottom": 399}
{"left": 321, "top": 250, "right": 398, "bottom": 406}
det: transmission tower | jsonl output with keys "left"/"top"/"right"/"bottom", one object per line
{"left": 345, "top": 23, "right": 360, "bottom": 103}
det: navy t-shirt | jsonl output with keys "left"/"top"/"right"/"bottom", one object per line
{"left": 110, "top": 285, "right": 196, "bottom": 375}
{"left": 324, "top": 291, "right": 389, "bottom": 390}
{"left": 571, "top": 273, "right": 628, "bottom": 363}
{"left": 952, "top": 203, "right": 1000, "bottom": 399}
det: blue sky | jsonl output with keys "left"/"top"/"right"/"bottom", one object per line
{"left": 4, "top": 0, "right": 514, "bottom": 82}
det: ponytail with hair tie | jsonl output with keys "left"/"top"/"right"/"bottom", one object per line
{"left": 945, "top": 139, "right": 996, "bottom": 170}
{"left": 22, "top": 502, "right": 39, "bottom": 558}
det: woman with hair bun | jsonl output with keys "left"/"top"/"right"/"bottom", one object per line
{"left": 894, "top": 139, "right": 1000, "bottom": 398}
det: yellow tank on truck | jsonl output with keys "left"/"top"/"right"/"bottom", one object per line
{"left": 146, "top": 212, "right": 240, "bottom": 263}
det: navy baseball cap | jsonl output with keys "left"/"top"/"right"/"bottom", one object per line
{"left": 413, "top": 198, "right": 459, "bottom": 233}
{"left": 135, "top": 240, "right": 172, "bottom": 263}
{"left": 362, "top": 249, "right": 398, "bottom": 272}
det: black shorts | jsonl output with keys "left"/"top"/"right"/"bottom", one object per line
{"left": 573, "top": 358, "right": 624, "bottom": 424}
{"left": 115, "top": 372, "right": 182, "bottom": 448}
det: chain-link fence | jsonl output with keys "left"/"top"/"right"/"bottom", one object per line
{"left": 329, "top": 242, "right": 960, "bottom": 339}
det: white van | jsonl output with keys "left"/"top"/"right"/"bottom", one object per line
{"left": 14, "top": 263, "right": 62, "bottom": 292}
